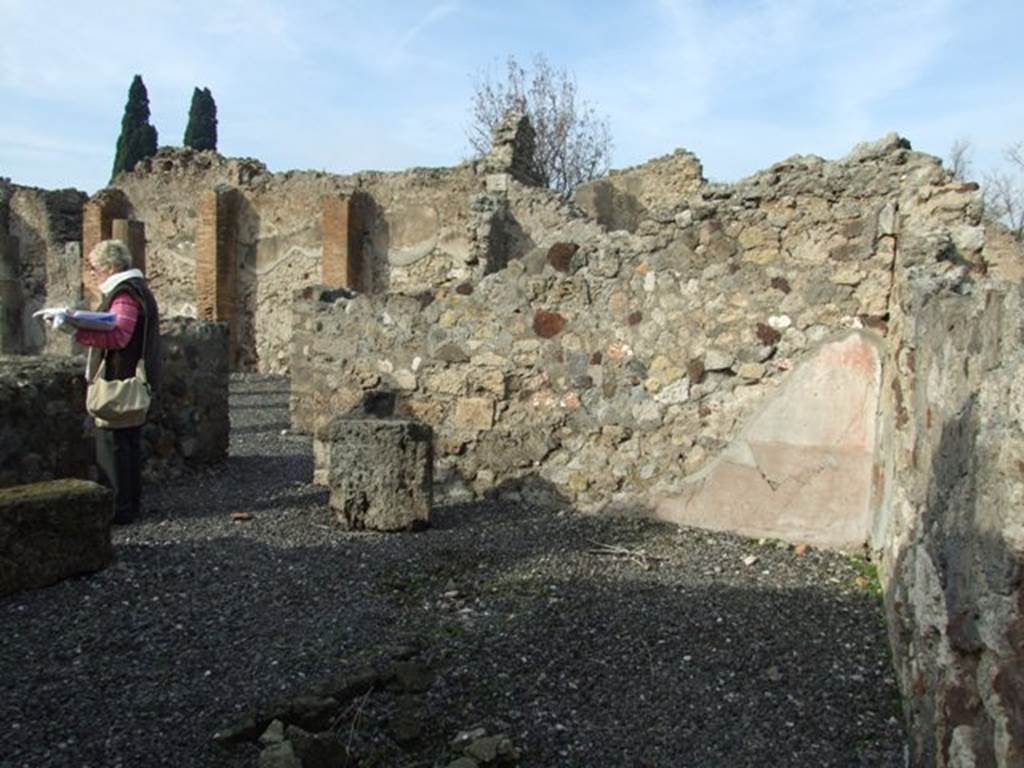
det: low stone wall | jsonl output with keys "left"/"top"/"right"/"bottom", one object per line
{"left": 876, "top": 269, "right": 1024, "bottom": 767}
{"left": 0, "top": 479, "right": 113, "bottom": 596}
{"left": 146, "top": 317, "right": 230, "bottom": 478}
{"left": 0, "top": 355, "right": 91, "bottom": 488}
{"left": 0, "top": 318, "right": 229, "bottom": 488}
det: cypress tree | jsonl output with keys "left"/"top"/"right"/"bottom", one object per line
{"left": 111, "top": 75, "right": 158, "bottom": 180}
{"left": 183, "top": 87, "right": 218, "bottom": 152}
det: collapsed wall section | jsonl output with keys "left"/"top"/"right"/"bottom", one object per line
{"left": 573, "top": 148, "right": 705, "bottom": 232}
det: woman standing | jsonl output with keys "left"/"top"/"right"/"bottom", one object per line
{"left": 68, "top": 239, "right": 161, "bottom": 524}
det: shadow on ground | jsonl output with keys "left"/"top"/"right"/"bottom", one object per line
{"left": 0, "top": 376, "right": 906, "bottom": 767}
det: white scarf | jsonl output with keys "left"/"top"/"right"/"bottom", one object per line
{"left": 98, "top": 268, "right": 145, "bottom": 295}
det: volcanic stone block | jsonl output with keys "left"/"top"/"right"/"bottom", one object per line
{"left": 0, "top": 355, "right": 91, "bottom": 488}
{"left": 322, "top": 417, "right": 433, "bottom": 531}
{"left": 546, "top": 242, "right": 579, "bottom": 273}
{"left": 0, "top": 479, "right": 113, "bottom": 596}
{"left": 533, "top": 310, "right": 565, "bottom": 338}
{"left": 454, "top": 397, "right": 494, "bottom": 431}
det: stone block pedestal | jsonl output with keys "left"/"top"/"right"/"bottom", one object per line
{"left": 321, "top": 417, "right": 433, "bottom": 531}
{"left": 0, "top": 479, "right": 113, "bottom": 596}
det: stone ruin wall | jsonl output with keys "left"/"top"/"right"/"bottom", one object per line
{"left": 0, "top": 179, "right": 86, "bottom": 356}
{"left": 284, "top": 132, "right": 1024, "bottom": 763}
{"left": 108, "top": 149, "right": 524, "bottom": 372}
{"left": 874, "top": 262, "right": 1024, "bottom": 767}
{"left": 573, "top": 148, "right": 705, "bottom": 233}
{"left": 0, "top": 178, "right": 229, "bottom": 483}
{"left": 7, "top": 126, "right": 1024, "bottom": 762}
{"left": 291, "top": 135, "right": 990, "bottom": 517}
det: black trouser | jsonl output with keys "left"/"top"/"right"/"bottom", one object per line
{"left": 95, "top": 426, "right": 143, "bottom": 524}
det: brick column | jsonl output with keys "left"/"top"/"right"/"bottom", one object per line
{"left": 110, "top": 219, "right": 146, "bottom": 275}
{"left": 322, "top": 194, "right": 367, "bottom": 291}
{"left": 81, "top": 199, "right": 110, "bottom": 308}
{"left": 195, "top": 186, "right": 240, "bottom": 365}
{"left": 0, "top": 234, "right": 22, "bottom": 354}
{"left": 81, "top": 191, "right": 133, "bottom": 308}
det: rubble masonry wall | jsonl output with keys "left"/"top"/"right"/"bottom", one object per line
{"left": 875, "top": 260, "right": 1024, "bottom": 767}
{"left": 290, "top": 136, "right": 988, "bottom": 516}
{"left": 0, "top": 179, "right": 86, "bottom": 355}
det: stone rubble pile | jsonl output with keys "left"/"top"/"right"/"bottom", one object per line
{"left": 214, "top": 647, "right": 522, "bottom": 768}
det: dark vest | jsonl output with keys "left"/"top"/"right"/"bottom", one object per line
{"left": 98, "top": 278, "right": 161, "bottom": 391}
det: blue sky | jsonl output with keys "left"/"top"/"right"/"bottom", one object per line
{"left": 2, "top": 0, "right": 1022, "bottom": 194}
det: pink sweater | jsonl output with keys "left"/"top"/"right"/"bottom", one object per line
{"left": 74, "top": 293, "right": 139, "bottom": 349}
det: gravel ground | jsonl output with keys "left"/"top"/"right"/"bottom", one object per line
{"left": 0, "top": 375, "right": 907, "bottom": 767}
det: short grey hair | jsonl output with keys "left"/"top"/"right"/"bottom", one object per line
{"left": 88, "top": 239, "right": 133, "bottom": 273}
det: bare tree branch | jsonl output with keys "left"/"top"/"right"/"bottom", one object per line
{"left": 976, "top": 141, "right": 1024, "bottom": 241}
{"left": 467, "top": 54, "right": 612, "bottom": 194}
{"left": 947, "top": 138, "right": 974, "bottom": 182}
{"left": 984, "top": 167, "right": 1024, "bottom": 241}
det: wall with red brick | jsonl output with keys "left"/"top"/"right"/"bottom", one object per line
{"left": 110, "top": 219, "right": 146, "bottom": 275}
{"left": 322, "top": 194, "right": 363, "bottom": 291}
{"left": 81, "top": 189, "right": 130, "bottom": 309}
{"left": 195, "top": 186, "right": 241, "bottom": 366}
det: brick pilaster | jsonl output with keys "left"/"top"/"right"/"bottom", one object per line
{"left": 195, "top": 186, "right": 240, "bottom": 365}
{"left": 322, "top": 194, "right": 367, "bottom": 291}
{"left": 81, "top": 200, "right": 109, "bottom": 308}
{"left": 81, "top": 191, "right": 132, "bottom": 308}
{"left": 111, "top": 219, "right": 146, "bottom": 275}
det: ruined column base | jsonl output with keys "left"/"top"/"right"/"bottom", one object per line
{"left": 323, "top": 417, "right": 433, "bottom": 532}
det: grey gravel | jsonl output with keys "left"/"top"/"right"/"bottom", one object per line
{"left": 0, "top": 374, "right": 906, "bottom": 767}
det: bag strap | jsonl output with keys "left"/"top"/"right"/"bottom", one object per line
{"left": 135, "top": 290, "right": 150, "bottom": 384}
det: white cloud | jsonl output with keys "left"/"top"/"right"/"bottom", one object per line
{"left": 587, "top": 0, "right": 964, "bottom": 179}
{"left": 393, "top": 3, "right": 459, "bottom": 60}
